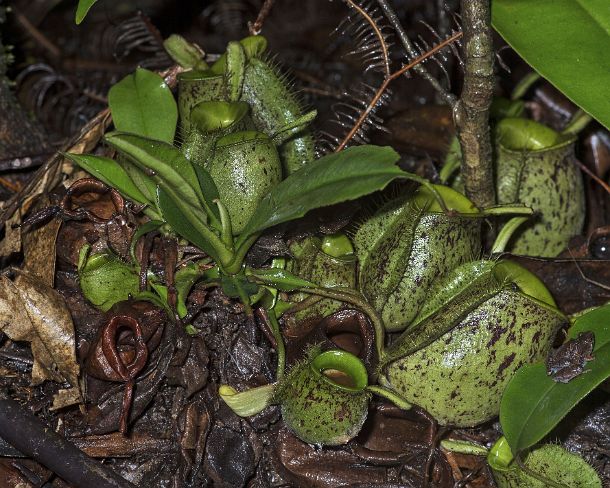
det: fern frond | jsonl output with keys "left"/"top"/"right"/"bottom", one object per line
{"left": 336, "top": 0, "right": 393, "bottom": 77}
{"left": 333, "top": 30, "right": 463, "bottom": 152}
{"left": 406, "top": 20, "right": 463, "bottom": 89}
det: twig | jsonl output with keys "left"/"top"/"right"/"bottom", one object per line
{"left": 0, "top": 153, "right": 54, "bottom": 171}
{"left": 12, "top": 8, "right": 61, "bottom": 59}
{"left": 376, "top": 0, "right": 457, "bottom": 107}
{"left": 574, "top": 158, "right": 610, "bottom": 197}
{"left": 336, "top": 31, "right": 462, "bottom": 151}
{"left": 0, "top": 398, "right": 136, "bottom": 488}
{"left": 249, "top": 0, "right": 276, "bottom": 35}
{"left": 568, "top": 248, "right": 610, "bottom": 292}
{"left": 0, "top": 176, "right": 21, "bottom": 193}
{"left": 454, "top": 0, "right": 496, "bottom": 208}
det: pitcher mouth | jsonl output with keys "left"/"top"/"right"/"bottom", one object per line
{"left": 310, "top": 349, "right": 368, "bottom": 392}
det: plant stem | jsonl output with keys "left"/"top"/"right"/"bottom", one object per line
{"left": 265, "top": 309, "right": 285, "bottom": 380}
{"left": 491, "top": 216, "right": 529, "bottom": 254}
{"left": 226, "top": 233, "right": 261, "bottom": 274}
{"left": 456, "top": 0, "right": 496, "bottom": 208}
{"left": 248, "top": 0, "right": 276, "bottom": 35}
{"left": 366, "top": 385, "right": 412, "bottom": 410}
{"left": 562, "top": 109, "right": 592, "bottom": 136}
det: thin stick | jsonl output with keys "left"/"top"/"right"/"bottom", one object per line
{"left": 249, "top": 0, "right": 276, "bottom": 35}
{"left": 0, "top": 398, "right": 136, "bottom": 488}
{"left": 574, "top": 158, "right": 610, "bottom": 197}
{"left": 568, "top": 248, "right": 610, "bottom": 292}
{"left": 0, "top": 177, "right": 21, "bottom": 193}
{"left": 13, "top": 8, "right": 61, "bottom": 59}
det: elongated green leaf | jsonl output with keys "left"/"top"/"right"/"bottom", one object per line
{"left": 492, "top": 0, "right": 610, "bottom": 129}
{"left": 105, "top": 132, "right": 212, "bottom": 220}
{"left": 193, "top": 165, "right": 221, "bottom": 225}
{"left": 116, "top": 158, "right": 158, "bottom": 204}
{"left": 108, "top": 68, "right": 178, "bottom": 143}
{"left": 249, "top": 268, "right": 317, "bottom": 291}
{"left": 156, "top": 186, "right": 229, "bottom": 265}
{"left": 64, "top": 153, "right": 151, "bottom": 206}
{"left": 75, "top": 0, "right": 98, "bottom": 24}
{"left": 238, "top": 145, "right": 403, "bottom": 242}
{"left": 500, "top": 303, "right": 610, "bottom": 453}
{"left": 131, "top": 290, "right": 168, "bottom": 311}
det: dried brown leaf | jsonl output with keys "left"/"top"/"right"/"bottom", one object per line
{"left": 0, "top": 273, "right": 80, "bottom": 391}
{"left": 0, "top": 108, "right": 111, "bottom": 248}
{"left": 0, "top": 211, "right": 22, "bottom": 258}
{"left": 22, "top": 217, "right": 61, "bottom": 288}
{"left": 51, "top": 385, "right": 84, "bottom": 410}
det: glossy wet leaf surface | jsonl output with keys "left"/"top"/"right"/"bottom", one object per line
{"left": 105, "top": 132, "right": 218, "bottom": 225}
{"left": 492, "top": 0, "right": 610, "bottom": 129}
{"left": 65, "top": 153, "right": 153, "bottom": 206}
{"left": 156, "top": 186, "right": 222, "bottom": 262}
{"left": 108, "top": 68, "right": 178, "bottom": 143}
{"left": 500, "top": 303, "right": 610, "bottom": 453}
{"left": 238, "top": 145, "right": 403, "bottom": 240}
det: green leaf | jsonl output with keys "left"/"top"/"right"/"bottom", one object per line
{"left": 63, "top": 153, "right": 152, "bottom": 206}
{"left": 104, "top": 132, "right": 216, "bottom": 224}
{"left": 248, "top": 268, "right": 317, "bottom": 291}
{"left": 75, "top": 0, "right": 99, "bottom": 24}
{"left": 108, "top": 68, "right": 178, "bottom": 143}
{"left": 175, "top": 261, "right": 208, "bottom": 299}
{"left": 193, "top": 165, "right": 221, "bottom": 225}
{"left": 220, "top": 273, "right": 259, "bottom": 298}
{"left": 219, "top": 384, "right": 275, "bottom": 417}
{"left": 492, "top": 0, "right": 610, "bottom": 130}
{"left": 132, "top": 290, "right": 169, "bottom": 311}
{"left": 104, "top": 155, "right": 156, "bottom": 202}
{"left": 500, "top": 303, "right": 610, "bottom": 453}
{"left": 78, "top": 251, "right": 140, "bottom": 312}
{"left": 156, "top": 186, "right": 227, "bottom": 264}
{"left": 238, "top": 145, "right": 403, "bottom": 243}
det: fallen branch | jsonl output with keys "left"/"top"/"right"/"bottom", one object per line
{"left": 0, "top": 398, "right": 136, "bottom": 488}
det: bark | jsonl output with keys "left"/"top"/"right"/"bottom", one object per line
{"left": 456, "top": 0, "right": 495, "bottom": 208}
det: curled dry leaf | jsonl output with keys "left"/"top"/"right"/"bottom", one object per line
{"left": 0, "top": 273, "right": 81, "bottom": 405}
{"left": 0, "top": 108, "right": 112, "bottom": 248}
{"left": 22, "top": 217, "right": 62, "bottom": 287}
{"left": 0, "top": 211, "right": 22, "bottom": 259}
